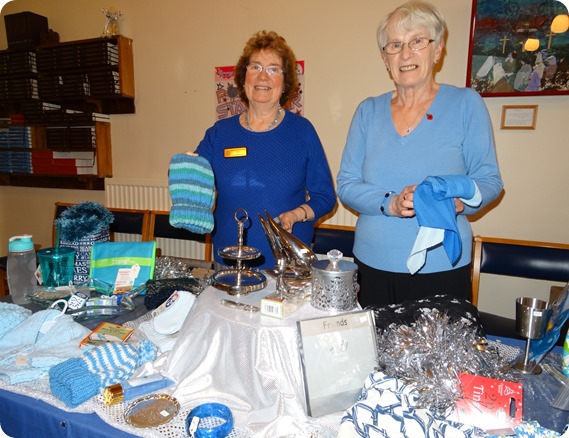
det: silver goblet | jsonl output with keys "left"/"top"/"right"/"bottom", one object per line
{"left": 513, "top": 297, "right": 553, "bottom": 374}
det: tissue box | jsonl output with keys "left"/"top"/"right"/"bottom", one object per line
{"left": 448, "top": 373, "right": 523, "bottom": 431}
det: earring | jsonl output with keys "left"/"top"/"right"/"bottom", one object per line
{"left": 386, "top": 66, "right": 390, "bottom": 72}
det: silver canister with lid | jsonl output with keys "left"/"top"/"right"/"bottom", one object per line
{"left": 310, "top": 249, "right": 358, "bottom": 311}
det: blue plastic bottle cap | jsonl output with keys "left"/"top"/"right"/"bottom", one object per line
{"left": 8, "top": 235, "right": 34, "bottom": 252}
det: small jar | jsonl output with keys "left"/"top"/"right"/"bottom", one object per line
{"left": 310, "top": 250, "right": 358, "bottom": 311}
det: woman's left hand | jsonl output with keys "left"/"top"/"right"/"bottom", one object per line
{"left": 278, "top": 205, "right": 313, "bottom": 232}
{"left": 454, "top": 198, "right": 465, "bottom": 214}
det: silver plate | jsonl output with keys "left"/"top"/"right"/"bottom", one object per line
{"left": 212, "top": 269, "right": 267, "bottom": 296}
{"left": 218, "top": 245, "right": 261, "bottom": 261}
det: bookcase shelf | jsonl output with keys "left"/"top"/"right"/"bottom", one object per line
{"left": 0, "top": 34, "right": 134, "bottom": 190}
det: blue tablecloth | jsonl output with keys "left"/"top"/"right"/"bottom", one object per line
{"left": 0, "top": 388, "right": 137, "bottom": 438}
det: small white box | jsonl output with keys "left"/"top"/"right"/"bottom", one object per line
{"left": 261, "top": 293, "right": 302, "bottom": 319}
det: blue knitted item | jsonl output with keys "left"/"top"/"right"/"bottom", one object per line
{"left": 0, "top": 309, "right": 90, "bottom": 385}
{"left": 169, "top": 154, "right": 215, "bottom": 234}
{"left": 0, "top": 302, "right": 31, "bottom": 341}
{"left": 49, "top": 339, "right": 157, "bottom": 407}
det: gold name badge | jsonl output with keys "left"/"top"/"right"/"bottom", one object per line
{"left": 224, "top": 147, "right": 247, "bottom": 158}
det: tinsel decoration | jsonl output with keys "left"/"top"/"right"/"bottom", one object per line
{"left": 144, "top": 256, "right": 212, "bottom": 311}
{"left": 376, "top": 309, "right": 518, "bottom": 418}
{"left": 154, "top": 256, "right": 196, "bottom": 279}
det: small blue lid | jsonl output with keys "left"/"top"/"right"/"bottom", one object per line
{"left": 8, "top": 235, "right": 34, "bottom": 252}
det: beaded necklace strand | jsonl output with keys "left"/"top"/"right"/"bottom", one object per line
{"left": 244, "top": 106, "right": 282, "bottom": 132}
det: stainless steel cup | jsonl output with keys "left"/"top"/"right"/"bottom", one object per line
{"left": 515, "top": 297, "right": 552, "bottom": 339}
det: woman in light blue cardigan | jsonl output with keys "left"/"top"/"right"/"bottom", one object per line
{"left": 337, "top": 1, "right": 503, "bottom": 307}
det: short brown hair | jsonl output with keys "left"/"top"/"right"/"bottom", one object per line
{"left": 234, "top": 30, "right": 299, "bottom": 108}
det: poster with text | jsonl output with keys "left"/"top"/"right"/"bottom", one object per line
{"left": 214, "top": 61, "right": 305, "bottom": 121}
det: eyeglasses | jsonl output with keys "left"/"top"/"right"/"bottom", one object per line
{"left": 246, "top": 63, "right": 284, "bottom": 77}
{"left": 382, "top": 37, "right": 435, "bottom": 55}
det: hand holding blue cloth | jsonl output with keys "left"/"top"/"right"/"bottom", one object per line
{"left": 409, "top": 176, "right": 477, "bottom": 273}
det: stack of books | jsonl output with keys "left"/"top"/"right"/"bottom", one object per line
{"left": 0, "top": 123, "right": 32, "bottom": 174}
{"left": 32, "top": 149, "right": 97, "bottom": 175}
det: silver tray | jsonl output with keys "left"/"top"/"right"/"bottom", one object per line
{"left": 211, "top": 269, "right": 266, "bottom": 296}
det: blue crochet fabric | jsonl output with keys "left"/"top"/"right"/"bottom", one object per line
{"left": 0, "top": 302, "right": 31, "bottom": 340}
{"left": 49, "top": 339, "right": 157, "bottom": 408}
{"left": 168, "top": 154, "right": 215, "bottom": 234}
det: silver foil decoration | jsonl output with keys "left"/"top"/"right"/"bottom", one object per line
{"left": 376, "top": 311, "right": 519, "bottom": 418}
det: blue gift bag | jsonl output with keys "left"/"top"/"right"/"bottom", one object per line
{"left": 90, "top": 241, "right": 156, "bottom": 292}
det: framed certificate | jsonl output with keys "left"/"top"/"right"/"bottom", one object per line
{"left": 297, "top": 310, "right": 378, "bottom": 417}
{"left": 500, "top": 105, "right": 538, "bottom": 130}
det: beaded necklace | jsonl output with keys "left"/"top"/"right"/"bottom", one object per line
{"left": 244, "top": 106, "right": 282, "bottom": 132}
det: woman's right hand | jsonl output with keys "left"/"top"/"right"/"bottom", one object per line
{"left": 390, "top": 185, "right": 416, "bottom": 217}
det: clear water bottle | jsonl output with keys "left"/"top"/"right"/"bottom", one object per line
{"left": 7, "top": 235, "right": 37, "bottom": 304}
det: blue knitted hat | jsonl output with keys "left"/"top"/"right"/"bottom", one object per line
{"left": 49, "top": 339, "right": 157, "bottom": 408}
{"left": 168, "top": 154, "right": 215, "bottom": 234}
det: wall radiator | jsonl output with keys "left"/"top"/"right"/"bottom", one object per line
{"left": 105, "top": 178, "right": 357, "bottom": 259}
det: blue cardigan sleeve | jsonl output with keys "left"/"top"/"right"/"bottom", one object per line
{"left": 303, "top": 121, "right": 337, "bottom": 221}
{"left": 460, "top": 89, "right": 503, "bottom": 215}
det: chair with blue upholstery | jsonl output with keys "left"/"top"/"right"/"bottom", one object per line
{"left": 148, "top": 210, "right": 213, "bottom": 261}
{"left": 471, "top": 235, "right": 569, "bottom": 343}
{"left": 311, "top": 224, "right": 355, "bottom": 259}
{"left": 471, "top": 235, "right": 569, "bottom": 307}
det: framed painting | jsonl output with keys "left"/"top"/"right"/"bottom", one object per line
{"left": 466, "top": 0, "right": 569, "bottom": 97}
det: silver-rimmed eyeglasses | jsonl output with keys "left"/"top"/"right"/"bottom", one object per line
{"left": 382, "top": 37, "right": 435, "bottom": 55}
{"left": 246, "top": 64, "right": 284, "bottom": 77}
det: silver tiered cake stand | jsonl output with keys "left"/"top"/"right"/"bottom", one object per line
{"left": 211, "top": 208, "right": 267, "bottom": 296}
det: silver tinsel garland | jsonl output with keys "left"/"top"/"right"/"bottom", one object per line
{"left": 376, "top": 309, "right": 518, "bottom": 418}
{"left": 153, "top": 256, "right": 214, "bottom": 282}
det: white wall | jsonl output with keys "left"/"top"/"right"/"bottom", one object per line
{"left": 1, "top": 0, "right": 568, "bottom": 317}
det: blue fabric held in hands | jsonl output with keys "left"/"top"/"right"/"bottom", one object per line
{"left": 413, "top": 175, "right": 475, "bottom": 266}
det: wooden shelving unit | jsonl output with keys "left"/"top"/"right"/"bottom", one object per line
{"left": 0, "top": 35, "right": 134, "bottom": 190}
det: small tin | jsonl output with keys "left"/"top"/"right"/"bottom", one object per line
{"left": 310, "top": 250, "right": 358, "bottom": 311}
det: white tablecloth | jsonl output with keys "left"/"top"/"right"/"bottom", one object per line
{"left": 164, "top": 279, "right": 343, "bottom": 437}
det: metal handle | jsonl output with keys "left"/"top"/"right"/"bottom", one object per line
{"left": 220, "top": 299, "right": 260, "bottom": 312}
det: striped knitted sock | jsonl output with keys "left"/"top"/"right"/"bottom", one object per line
{"left": 168, "top": 154, "right": 215, "bottom": 234}
{"left": 49, "top": 339, "right": 157, "bottom": 408}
